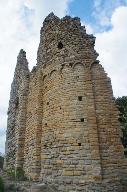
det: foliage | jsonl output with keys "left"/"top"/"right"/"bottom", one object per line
{"left": 6, "top": 168, "right": 15, "bottom": 180}
{"left": 16, "top": 168, "right": 26, "bottom": 180}
{"left": 0, "top": 177, "right": 4, "bottom": 192}
{"left": 0, "top": 156, "right": 4, "bottom": 169}
{"left": 115, "top": 96, "right": 127, "bottom": 155}
{"left": 6, "top": 167, "right": 27, "bottom": 181}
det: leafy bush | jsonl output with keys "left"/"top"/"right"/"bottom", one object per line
{"left": 0, "top": 177, "right": 4, "bottom": 192}
{"left": 115, "top": 96, "right": 127, "bottom": 155}
{"left": 16, "top": 167, "right": 26, "bottom": 180}
{"left": 6, "top": 167, "right": 27, "bottom": 181}
{"left": 0, "top": 156, "right": 4, "bottom": 169}
{"left": 6, "top": 168, "right": 15, "bottom": 180}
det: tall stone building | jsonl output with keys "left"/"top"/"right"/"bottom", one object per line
{"left": 5, "top": 13, "right": 127, "bottom": 191}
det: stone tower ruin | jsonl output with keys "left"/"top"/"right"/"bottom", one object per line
{"left": 5, "top": 13, "right": 127, "bottom": 191}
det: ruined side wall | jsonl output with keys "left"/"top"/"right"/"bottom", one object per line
{"left": 24, "top": 67, "right": 42, "bottom": 180}
{"left": 91, "top": 62, "right": 127, "bottom": 190}
{"left": 5, "top": 77, "right": 19, "bottom": 169}
{"left": 15, "top": 69, "right": 29, "bottom": 168}
{"left": 5, "top": 50, "right": 29, "bottom": 169}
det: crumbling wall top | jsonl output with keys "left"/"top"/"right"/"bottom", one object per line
{"left": 40, "top": 12, "right": 85, "bottom": 35}
{"left": 37, "top": 13, "right": 99, "bottom": 67}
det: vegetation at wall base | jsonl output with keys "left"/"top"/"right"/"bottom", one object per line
{"left": 115, "top": 96, "right": 127, "bottom": 156}
{"left": 0, "top": 155, "right": 4, "bottom": 169}
{"left": 16, "top": 167, "right": 27, "bottom": 181}
{"left": 6, "top": 167, "right": 27, "bottom": 181}
{"left": 0, "top": 177, "right": 4, "bottom": 192}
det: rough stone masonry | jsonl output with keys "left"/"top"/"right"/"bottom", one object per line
{"left": 4, "top": 13, "right": 127, "bottom": 191}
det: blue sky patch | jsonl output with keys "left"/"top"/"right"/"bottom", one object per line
{"left": 69, "top": 0, "right": 127, "bottom": 32}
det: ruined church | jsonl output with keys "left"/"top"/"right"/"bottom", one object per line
{"left": 5, "top": 13, "right": 127, "bottom": 191}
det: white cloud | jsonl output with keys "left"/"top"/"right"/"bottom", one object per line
{"left": 85, "top": 24, "right": 94, "bottom": 34}
{"left": 0, "top": 0, "right": 73, "bottom": 154}
{"left": 0, "top": 134, "right": 6, "bottom": 154}
{"left": 24, "top": 0, "right": 73, "bottom": 32}
{"left": 93, "top": 0, "right": 127, "bottom": 27}
{"left": 95, "top": 6, "right": 127, "bottom": 97}
{"left": 81, "top": 21, "right": 94, "bottom": 34}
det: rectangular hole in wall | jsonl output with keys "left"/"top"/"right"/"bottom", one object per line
{"left": 80, "top": 118, "right": 84, "bottom": 122}
{"left": 78, "top": 96, "right": 82, "bottom": 101}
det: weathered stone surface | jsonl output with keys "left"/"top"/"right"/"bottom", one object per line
{"left": 30, "top": 183, "right": 58, "bottom": 192}
{"left": 5, "top": 13, "right": 127, "bottom": 191}
{"left": 4, "top": 49, "right": 29, "bottom": 169}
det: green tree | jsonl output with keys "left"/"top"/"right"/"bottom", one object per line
{"left": 0, "top": 155, "right": 4, "bottom": 169}
{"left": 115, "top": 96, "right": 127, "bottom": 154}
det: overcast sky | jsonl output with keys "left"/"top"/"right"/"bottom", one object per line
{"left": 0, "top": 0, "right": 127, "bottom": 154}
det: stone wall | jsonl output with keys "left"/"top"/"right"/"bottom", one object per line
{"left": 5, "top": 50, "right": 29, "bottom": 169}
{"left": 24, "top": 67, "right": 42, "bottom": 180}
{"left": 5, "top": 13, "right": 127, "bottom": 191}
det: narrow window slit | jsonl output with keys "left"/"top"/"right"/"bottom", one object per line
{"left": 15, "top": 97, "right": 19, "bottom": 108}
{"left": 80, "top": 118, "right": 84, "bottom": 122}
{"left": 78, "top": 96, "right": 82, "bottom": 101}
{"left": 58, "top": 42, "right": 63, "bottom": 49}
